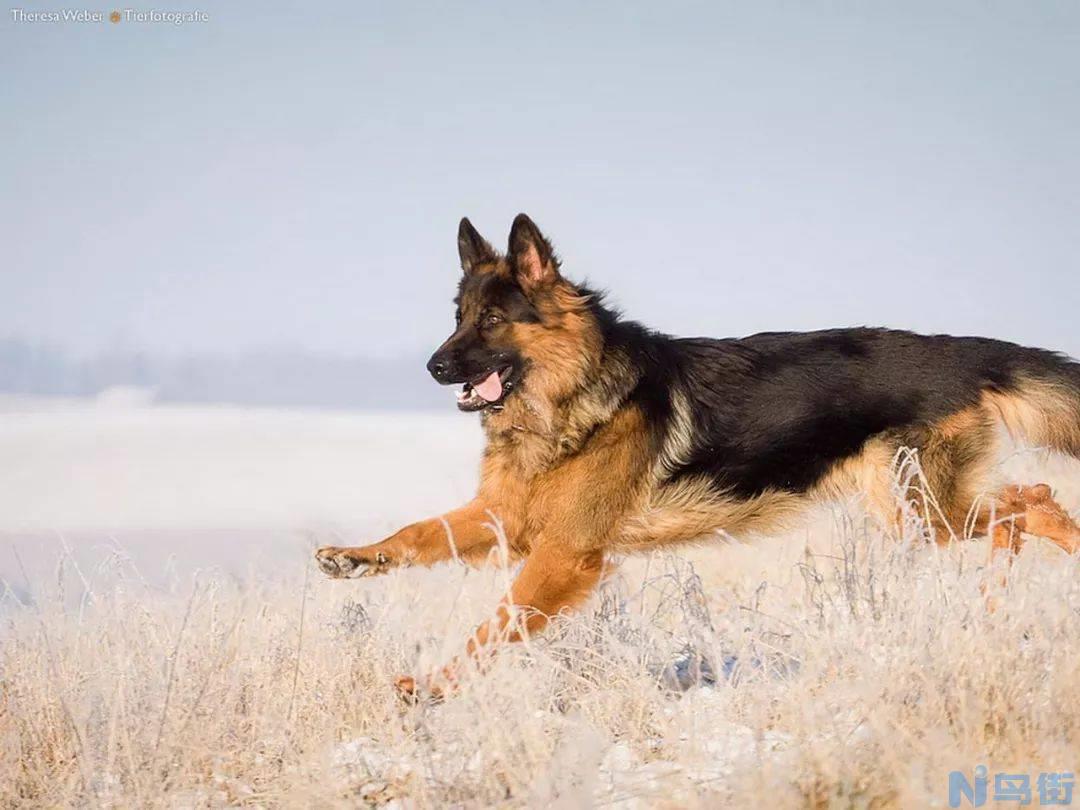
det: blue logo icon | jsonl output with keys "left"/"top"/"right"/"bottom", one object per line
{"left": 949, "top": 767, "right": 1074, "bottom": 807}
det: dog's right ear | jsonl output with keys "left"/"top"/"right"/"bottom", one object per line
{"left": 457, "top": 217, "right": 497, "bottom": 275}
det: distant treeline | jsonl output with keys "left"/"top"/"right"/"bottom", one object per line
{"left": 0, "top": 338, "right": 446, "bottom": 409}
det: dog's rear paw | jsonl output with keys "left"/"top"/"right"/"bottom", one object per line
{"left": 314, "top": 546, "right": 392, "bottom": 579}
{"left": 394, "top": 674, "right": 449, "bottom": 704}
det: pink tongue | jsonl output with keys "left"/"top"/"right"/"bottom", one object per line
{"left": 474, "top": 371, "right": 503, "bottom": 402}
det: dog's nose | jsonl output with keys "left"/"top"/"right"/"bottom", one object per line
{"left": 427, "top": 355, "right": 450, "bottom": 382}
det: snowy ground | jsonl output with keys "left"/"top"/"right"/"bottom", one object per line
{"left": 3, "top": 398, "right": 1080, "bottom": 807}
{"left": 3, "top": 395, "right": 1077, "bottom": 594}
{"left": 0, "top": 399, "right": 482, "bottom": 590}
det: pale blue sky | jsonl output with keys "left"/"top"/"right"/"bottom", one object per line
{"left": 3, "top": 2, "right": 1078, "bottom": 360}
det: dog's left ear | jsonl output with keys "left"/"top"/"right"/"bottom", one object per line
{"left": 508, "top": 213, "right": 560, "bottom": 291}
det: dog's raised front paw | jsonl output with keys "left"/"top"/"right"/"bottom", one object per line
{"left": 314, "top": 546, "right": 393, "bottom": 579}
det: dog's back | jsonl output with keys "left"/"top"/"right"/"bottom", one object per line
{"left": 656, "top": 327, "right": 1080, "bottom": 500}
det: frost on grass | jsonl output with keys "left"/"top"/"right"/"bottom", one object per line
{"left": 3, "top": 482, "right": 1080, "bottom": 807}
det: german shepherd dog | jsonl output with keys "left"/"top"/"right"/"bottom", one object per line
{"left": 316, "top": 214, "right": 1080, "bottom": 696}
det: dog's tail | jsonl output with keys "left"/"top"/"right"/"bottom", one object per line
{"left": 989, "top": 357, "right": 1080, "bottom": 459}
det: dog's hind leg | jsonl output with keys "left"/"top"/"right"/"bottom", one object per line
{"left": 981, "top": 484, "right": 1080, "bottom": 608}
{"left": 916, "top": 403, "right": 1080, "bottom": 555}
{"left": 988, "top": 483, "right": 1080, "bottom": 560}
{"left": 907, "top": 406, "right": 1001, "bottom": 544}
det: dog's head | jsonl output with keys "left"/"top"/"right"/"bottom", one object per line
{"left": 427, "top": 214, "right": 599, "bottom": 413}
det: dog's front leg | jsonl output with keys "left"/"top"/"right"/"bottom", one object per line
{"left": 314, "top": 498, "right": 507, "bottom": 578}
{"left": 396, "top": 540, "right": 605, "bottom": 697}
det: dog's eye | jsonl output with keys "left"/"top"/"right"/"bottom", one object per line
{"left": 484, "top": 313, "right": 503, "bottom": 327}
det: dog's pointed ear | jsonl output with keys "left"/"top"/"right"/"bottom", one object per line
{"left": 508, "top": 213, "right": 560, "bottom": 291}
{"left": 457, "top": 217, "right": 497, "bottom": 275}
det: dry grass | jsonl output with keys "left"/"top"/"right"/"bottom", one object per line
{"left": 3, "top": 463, "right": 1080, "bottom": 808}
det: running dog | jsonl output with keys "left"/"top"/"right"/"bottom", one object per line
{"left": 316, "top": 214, "right": 1080, "bottom": 695}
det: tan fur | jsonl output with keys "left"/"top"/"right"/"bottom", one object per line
{"left": 814, "top": 437, "right": 899, "bottom": 527}
{"left": 488, "top": 286, "right": 606, "bottom": 444}
{"left": 810, "top": 391, "right": 1080, "bottom": 546}
{"left": 985, "top": 379, "right": 1080, "bottom": 456}
{"left": 317, "top": 247, "right": 1080, "bottom": 697}
{"left": 653, "top": 386, "right": 696, "bottom": 484}
{"left": 914, "top": 405, "right": 1000, "bottom": 539}
{"left": 617, "top": 476, "right": 806, "bottom": 551}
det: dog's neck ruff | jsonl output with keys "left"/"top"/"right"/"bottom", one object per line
{"left": 481, "top": 343, "right": 641, "bottom": 477}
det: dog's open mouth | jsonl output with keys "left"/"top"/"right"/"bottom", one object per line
{"left": 456, "top": 367, "right": 514, "bottom": 412}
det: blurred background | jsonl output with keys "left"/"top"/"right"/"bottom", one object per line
{"left": 4, "top": 2, "right": 1080, "bottom": 408}
{"left": 2, "top": 2, "right": 1078, "bottom": 584}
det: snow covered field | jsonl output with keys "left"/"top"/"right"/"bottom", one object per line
{"left": 2, "top": 399, "right": 1080, "bottom": 807}
{"left": 0, "top": 400, "right": 481, "bottom": 589}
